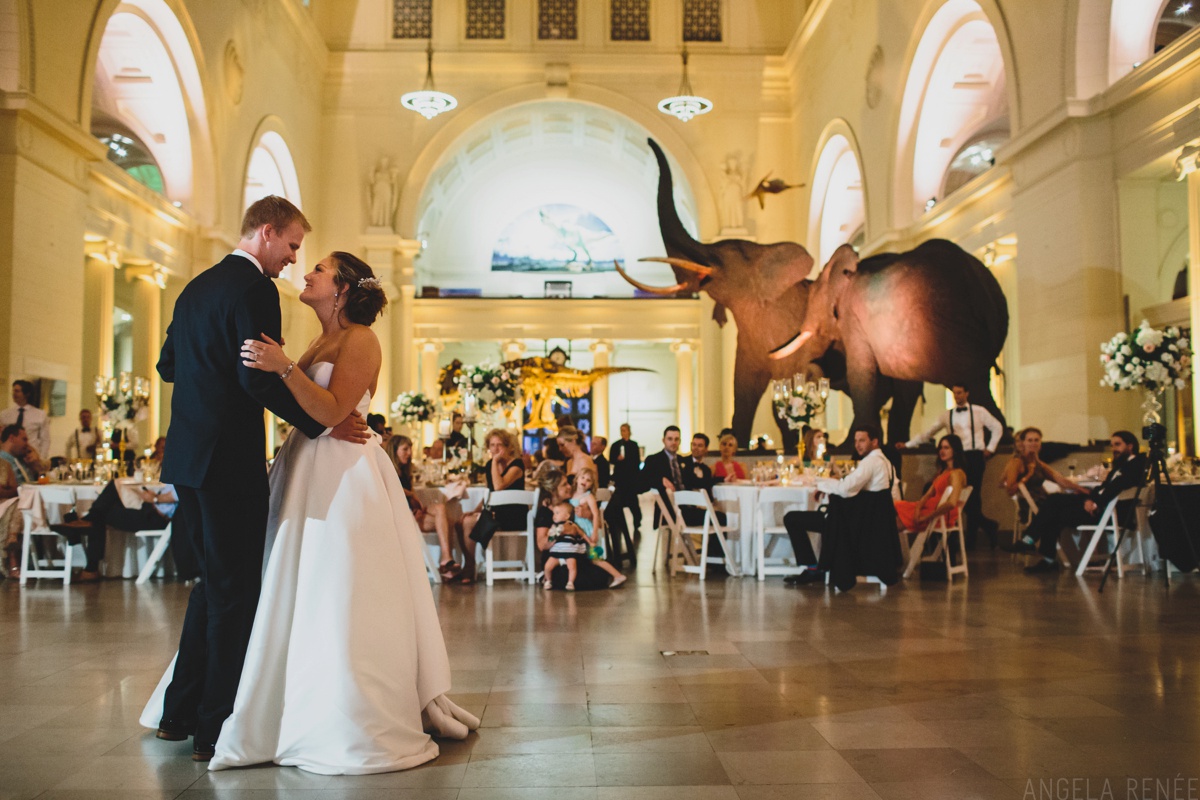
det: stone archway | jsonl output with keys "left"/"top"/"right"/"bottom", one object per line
{"left": 808, "top": 121, "right": 868, "bottom": 267}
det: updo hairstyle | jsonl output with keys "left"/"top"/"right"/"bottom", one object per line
{"left": 329, "top": 250, "right": 388, "bottom": 326}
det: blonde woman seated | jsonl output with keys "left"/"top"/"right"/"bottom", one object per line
{"left": 894, "top": 434, "right": 967, "bottom": 531}
{"left": 556, "top": 424, "right": 595, "bottom": 483}
{"left": 713, "top": 433, "right": 746, "bottom": 481}
{"left": 388, "top": 435, "right": 461, "bottom": 582}
{"left": 460, "top": 428, "right": 526, "bottom": 584}
{"left": 1001, "top": 426, "right": 1087, "bottom": 505}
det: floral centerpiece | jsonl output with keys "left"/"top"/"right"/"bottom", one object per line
{"left": 94, "top": 373, "right": 150, "bottom": 436}
{"left": 1100, "top": 320, "right": 1192, "bottom": 424}
{"left": 456, "top": 362, "right": 517, "bottom": 412}
{"left": 771, "top": 379, "right": 826, "bottom": 431}
{"left": 390, "top": 391, "right": 435, "bottom": 425}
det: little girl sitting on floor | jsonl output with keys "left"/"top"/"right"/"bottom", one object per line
{"left": 569, "top": 467, "right": 626, "bottom": 588}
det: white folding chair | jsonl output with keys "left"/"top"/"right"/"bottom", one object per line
{"left": 670, "top": 490, "right": 741, "bottom": 580}
{"left": 482, "top": 489, "right": 538, "bottom": 586}
{"left": 1074, "top": 489, "right": 1140, "bottom": 577}
{"left": 19, "top": 486, "right": 77, "bottom": 586}
{"left": 135, "top": 523, "right": 173, "bottom": 584}
{"left": 902, "top": 486, "right": 971, "bottom": 582}
{"left": 649, "top": 491, "right": 684, "bottom": 575}
{"left": 755, "top": 487, "right": 812, "bottom": 581}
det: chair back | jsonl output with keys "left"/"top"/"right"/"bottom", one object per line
{"left": 1017, "top": 482, "right": 1040, "bottom": 515}
{"left": 488, "top": 490, "right": 537, "bottom": 533}
{"left": 595, "top": 487, "right": 613, "bottom": 504}
{"left": 671, "top": 490, "right": 713, "bottom": 528}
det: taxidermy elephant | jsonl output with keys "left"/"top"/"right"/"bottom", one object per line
{"left": 615, "top": 139, "right": 817, "bottom": 448}
{"left": 770, "top": 240, "right": 1009, "bottom": 441}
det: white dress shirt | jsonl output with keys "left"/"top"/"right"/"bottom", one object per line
{"left": 232, "top": 248, "right": 264, "bottom": 274}
{"left": 906, "top": 404, "right": 1002, "bottom": 453}
{"left": 816, "top": 448, "right": 900, "bottom": 500}
{"left": 65, "top": 427, "right": 99, "bottom": 459}
{"left": 0, "top": 404, "right": 50, "bottom": 456}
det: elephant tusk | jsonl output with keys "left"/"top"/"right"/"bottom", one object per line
{"left": 638, "top": 256, "right": 715, "bottom": 278}
{"left": 769, "top": 331, "right": 814, "bottom": 360}
{"left": 613, "top": 260, "right": 689, "bottom": 295}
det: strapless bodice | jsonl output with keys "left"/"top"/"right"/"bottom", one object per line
{"left": 306, "top": 361, "right": 371, "bottom": 417}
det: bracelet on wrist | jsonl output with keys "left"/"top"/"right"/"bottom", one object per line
{"left": 280, "top": 361, "right": 297, "bottom": 381}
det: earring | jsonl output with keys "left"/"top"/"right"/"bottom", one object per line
{"left": 333, "top": 291, "right": 340, "bottom": 311}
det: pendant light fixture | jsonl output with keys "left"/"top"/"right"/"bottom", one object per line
{"left": 401, "top": 41, "right": 458, "bottom": 120}
{"left": 657, "top": 47, "right": 713, "bottom": 122}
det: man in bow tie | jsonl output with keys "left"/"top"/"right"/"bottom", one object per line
{"left": 65, "top": 408, "right": 99, "bottom": 460}
{"left": 899, "top": 384, "right": 1003, "bottom": 548}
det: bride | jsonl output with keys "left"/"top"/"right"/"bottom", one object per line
{"left": 141, "top": 251, "right": 477, "bottom": 774}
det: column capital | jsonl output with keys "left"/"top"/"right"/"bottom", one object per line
{"left": 84, "top": 236, "right": 120, "bottom": 267}
{"left": 589, "top": 339, "right": 615, "bottom": 355}
{"left": 670, "top": 338, "right": 698, "bottom": 354}
{"left": 415, "top": 338, "right": 445, "bottom": 354}
{"left": 1176, "top": 143, "right": 1200, "bottom": 181}
{"left": 501, "top": 339, "right": 526, "bottom": 360}
{"left": 122, "top": 261, "right": 167, "bottom": 289}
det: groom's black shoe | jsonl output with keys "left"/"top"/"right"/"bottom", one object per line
{"left": 192, "top": 741, "right": 216, "bottom": 762}
{"left": 155, "top": 719, "right": 193, "bottom": 742}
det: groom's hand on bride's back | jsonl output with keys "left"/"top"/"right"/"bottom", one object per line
{"left": 330, "top": 411, "right": 371, "bottom": 444}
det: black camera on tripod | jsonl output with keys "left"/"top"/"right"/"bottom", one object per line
{"left": 1142, "top": 422, "right": 1167, "bottom": 452}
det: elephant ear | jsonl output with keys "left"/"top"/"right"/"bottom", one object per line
{"left": 758, "top": 242, "right": 815, "bottom": 300}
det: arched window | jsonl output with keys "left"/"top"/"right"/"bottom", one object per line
{"left": 1155, "top": 0, "right": 1200, "bottom": 52}
{"left": 243, "top": 129, "right": 305, "bottom": 285}
{"left": 895, "top": 0, "right": 1012, "bottom": 223}
{"left": 808, "top": 131, "right": 866, "bottom": 267}
{"left": 92, "top": 115, "right": 166, "bottom": 194}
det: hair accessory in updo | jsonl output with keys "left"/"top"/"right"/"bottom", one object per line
{"left": 358, "top": 276, "right": 383, "bottom": 290}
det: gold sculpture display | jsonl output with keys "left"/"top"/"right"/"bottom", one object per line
{"left": 500, "top": 357, "right": 648, "bottom": 433}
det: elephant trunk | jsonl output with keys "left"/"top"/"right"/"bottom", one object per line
{"left": 648, "top": 138, "right": 711, "bottom": 268}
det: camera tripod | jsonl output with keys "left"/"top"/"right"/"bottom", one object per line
{"left": 1098, "top": 423, "right": 1199, "bottom": 592}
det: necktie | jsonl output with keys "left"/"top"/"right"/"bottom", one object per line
{"left": 669, "top": 455, "right": 682, "bottom": 488}
{"left": 16, "top": 407, "right": 23, "bottom": 429}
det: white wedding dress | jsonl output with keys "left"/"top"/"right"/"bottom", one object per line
{"left": 141, "top": 362, "right": 478, "bottom": 774}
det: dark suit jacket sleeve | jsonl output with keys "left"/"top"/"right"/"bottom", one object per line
{"left": 234, "top": 279, "right": 327, "bottom": 440}
{"left": 1092, "top": 455, "right": 1146, "bottom": 510}
{"left": 641, "top": 452, "right": 667, "bottom": 495}
{"left": 157, "top": 321, "right": 176, "bottom": 383}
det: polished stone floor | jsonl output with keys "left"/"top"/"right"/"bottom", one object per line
{"left": 1, "top": 545, "right": 1198, "bottom": 800}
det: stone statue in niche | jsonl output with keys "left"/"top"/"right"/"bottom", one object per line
{"left": 719, "top": 154, "right": 746, "bottom": 232}
{"left": 368, "top": 157, "right": 400, "bottom": 230}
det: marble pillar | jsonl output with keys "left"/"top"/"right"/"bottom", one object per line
{"left": 589, "top": 339, "right": 613, "bottom": 441}
{"left": 671, "top": 339, "right": 697, "bottom": 444}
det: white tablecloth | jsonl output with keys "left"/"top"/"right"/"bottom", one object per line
{"left": 711, "top": 483, "right": 819, "bottom": 574}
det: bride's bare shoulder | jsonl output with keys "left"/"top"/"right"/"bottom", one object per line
{"left": 338, "top": 324, "right": 381, "bottom": 359}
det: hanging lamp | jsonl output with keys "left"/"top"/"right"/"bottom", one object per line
{"left": 401, "top": 41, "right": 458, "bottom": 120}
{"left": 657, "top": 47, "right": 713, "bottom": 122}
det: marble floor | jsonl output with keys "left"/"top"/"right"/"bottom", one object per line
{"left": 1, "top": 546, "right": 1198, "bottom": 800}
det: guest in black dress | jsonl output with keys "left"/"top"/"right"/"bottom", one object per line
{"left": 461, "top": 428, "right": 526, "bottom": 583}
{"left": 532, "top": 463, "right": 613, "bottom": 590}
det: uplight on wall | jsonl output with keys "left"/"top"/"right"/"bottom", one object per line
{"left": 657, "top": 47, "right": 713, "bottom": 122}
{"left": 401, "top": 42, "right": 458, "bottom": 120}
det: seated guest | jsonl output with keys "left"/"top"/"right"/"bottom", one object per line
{"left": 447, "top": 412, "right": 468, "bottom": 453}
{"left": 1, "top": 425, "right": 39, "bottom": 577}
{"left": 461, "top": 428, "right": 527, "bottom": 584}
{"left": 51, "top": 477, "right": 178, "bottom": 582}
{"left": 534, "top": 463, "right": 614, "bottom": 590}
{"left": 425, "top": 438, "right": 445, "bottom": 460}
{"left": 714, "top": 433, "right": 746, "bottom": 481}
{"left": 556, "top": 425, "right": 595, "bottom": 482}
{"left": 782, "top": 424, "right": 901, "bottom": 589}
{"left": 895, "top": 435, "right": 967, "bottom": 531}
{"left": 590, "top": 436, "right": 611, "bottom": 488}
{"left": 388, "top": 435, "right": 462, "bottom": 582}
{"left": 1001, "top": 427, "right": 1085, "bottom": 505}
{"left": 681, "top": 433, "right": 719, "bottom": 492}
{"left": 641, "top": 426, "right": 684, "bottom": 525}
{"left": 366, "top": 413, "right": 392, "bottom": 448}
{"left": 1001, "top": 431, "right": 1145, "bottom": 573}
{"left": 149, "top": 436, "right": 167, "bottom": 464}
{"left": 802, "top": 428, "right": 829, "bottom": 465}
{"left": 65, "top": 408, "right": 99, "bottom": 460}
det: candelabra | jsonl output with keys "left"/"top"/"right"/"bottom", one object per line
{"left": 93, "top": 371, "right": 150, "bottom": 478}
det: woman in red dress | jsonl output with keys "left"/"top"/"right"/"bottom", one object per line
{"left": 713, "top": 433, "right": 747, "bottom": 481}
{"left": 896, "top": 434, "right": 967, "bottom": 530}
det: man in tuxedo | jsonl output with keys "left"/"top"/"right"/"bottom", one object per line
{"left": 64, "top": 408, "right": 99, "bottom": 460}
{"left": 608, "top": 423, "right": 642, "bottom": 532}
{"left": 1001, "top": 431, "right": 1146, "bottom": 574}
{"left": 590, "top": 436, "right": 610, "bottom": 488}
{"left": 155, "top": 196, "right": 369, "bottom": 761}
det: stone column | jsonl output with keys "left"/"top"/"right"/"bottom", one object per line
{"left": 361, "top": 233, "right": 420, "bottom": 414}
{"left": 502, "top": 339, "right": 526, "bottom": 432}
{"left": 417, "top": 339, "right": 444, "bottom": 445}
{"left": 82, "top": 239, "right": 118, "bottom": 390}
{"left": 1180, "top": 145, "right": 1200, "bottom": 454}
{"left": 589, "top": 339, "right": 613, "bottom": 441}
{"left": 671, "top": 339, "right": 697, "bottom": 444}
{"left": 125, "top": 264, "right": 164, "bottom": 445}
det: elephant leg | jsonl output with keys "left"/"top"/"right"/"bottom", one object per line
{"left": 732, "top": 351, "right": 771, "bottom": 447}
{"left": 839, "top": 349, "right": 888, "bottom": 450}
{"left": 887, "top": 379, "right": 923, "bottom": 446}
{"left": 967, "top": 375, "right": 1007, "bottom": 432}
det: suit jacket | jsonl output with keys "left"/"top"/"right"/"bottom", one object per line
{"left": 158, "top": 255, "right": 326, "bottom": 490}
{"left": 609, "top": 439, "right": 641, "bottom": 484}
{"left": 679, "top": 455, "right": 719, "bottom": 493}
{"left": 641, "top": 449, "right": 683, "bottom": 496}
{"left": 594, "top": 454, "right": 611, "bottom": 488}
{"left": 1092, "top": 453, "right": 1146, "bottom": 511}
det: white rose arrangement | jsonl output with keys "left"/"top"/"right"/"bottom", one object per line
{"left": 1100, "top": 320, "right": 1192, "bottom": 392}
{"left": 771, "top": 380, "right": 826, "bottom": 431}
{"left": 455, "top": 362, "right": 517, "bottom": 411}
{"left": 390, "top": 391, "right": 435, "bottom": 424}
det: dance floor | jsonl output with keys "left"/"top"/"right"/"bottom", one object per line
{"left": 1, "top": 546, "right": 1198, "bottom": 800}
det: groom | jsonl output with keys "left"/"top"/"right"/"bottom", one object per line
{"left": 155, "top": 196, "right": 369, "bottom": 761}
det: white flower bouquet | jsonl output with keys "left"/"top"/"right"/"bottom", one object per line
{"left": 390, "top": 391, "right": 435, "bottom": 424}
{"left": 771, "top": 380, "right": 826, "bottom": 431}
{"left": 456, "top": 362, "right": 517, "bottom": 410}
{"left": 1099, "top": 320, "right": 1192, "bottom": 392}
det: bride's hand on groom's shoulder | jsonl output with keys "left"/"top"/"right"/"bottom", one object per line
{"left": 330, "top": 411, "right": 370, "bottom": 445}
{"left": 241, "top": 334, "right": 290, "bottom": 375}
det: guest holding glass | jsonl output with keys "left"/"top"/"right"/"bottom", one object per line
{"left": 461, "top": 428, "right": 526, "bottom": 584}
{"left": 895, "top": 435, "right": 967, "bottom": 531}
{"left": 388, "top": 435, "right": 462, "bottom": 583}
{"left": 713, "top": 433, "right": 746, "bottom": 481}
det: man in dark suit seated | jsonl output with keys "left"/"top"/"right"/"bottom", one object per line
{"left": 1001, "top": 430, "right": 1146, "bottom": 574}
{"left": 782, "top": 424, "right": 901, "bottom": 589}
{"left": 641, "top": 425, "right": 684, "bottom": 526}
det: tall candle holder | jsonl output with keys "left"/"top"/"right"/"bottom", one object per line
{"left": 461, "top": 387, "right": 478, "bottom": 472}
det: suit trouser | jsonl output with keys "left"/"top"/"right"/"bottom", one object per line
{"left": 963, "top": 450, "right": 994, "bottom": 541}
{"left": 76, "top": 480, "right": 168, "bottom": 571}
{"left": 1024, "top": 493, "right": 1095, "bottom": 559}
{"left": 161, "top": 483, "right": 267, "bottom": 743}
{"left": 611, "top": 480, "right": 643, "bottom": 530}
{"left": 783, "top": 510, "right": 826, "bottom": 566}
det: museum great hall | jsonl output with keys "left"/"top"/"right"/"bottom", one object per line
{"left": 0, "top": 1, "right": 1198, "bottom": 797}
